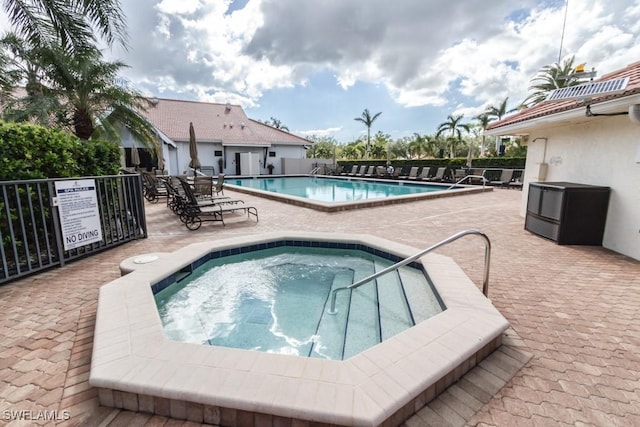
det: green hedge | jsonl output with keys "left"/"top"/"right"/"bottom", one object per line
{"left": 0, "top": 121, "right": 121, "bottom": 180}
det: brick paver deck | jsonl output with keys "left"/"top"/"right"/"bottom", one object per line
{"left": 0, "top": 188, "right": 638, "bottom": 426}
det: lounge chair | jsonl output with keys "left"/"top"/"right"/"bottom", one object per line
{"left": 363, "top": 166, "right": 376, "bottom": 177}
{"left": 213, "top": 174, "right": 225, "bottom": 196}
{"left": 508, "top": 169, "right": 524, "bottom": 190}
{"left": 406, "top": 167, "right": 420, "bottom": 180}
{"left": 343, "top": 165, "right": 358, "bottom": 176}
{"left": 354, "top": 165, "right": 367, "bottom": 176}
{"left": 164, "top": 177, "right": 234, "bottom": 217}
{"left": 141, "top": 171, "right": 168, "bottom": 203}
{"left": 398, "top": 167, "right": 416, "bottom": 179}
{"left": 178, "top": 179, "right": 258, "bottom": 230}
{"left": 425, "top": 167, "right": 446, "bottom": 182}
{"left": 488, "top": 169, "right": 514, "bottom": 187}
{"left": 452, "top": 169, "right": 467, "bottom": 183}
{"left": 417, "top": 167, "right": 432, "bottom": 180}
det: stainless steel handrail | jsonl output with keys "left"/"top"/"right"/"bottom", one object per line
{"left": 326, "top": 229, "right": 491, "bottom": 314}
{"left": 447, "top": 174, "right": 488, "bottom": 190}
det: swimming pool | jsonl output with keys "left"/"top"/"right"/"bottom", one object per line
{"left": 91, "top": 232, "right": 509, "bottom": 426}
{"left": 154, "top": 246, "right": 443, "bottom": 360}
{"left": 226, "top": 175, "right": 491, "bottom": 211}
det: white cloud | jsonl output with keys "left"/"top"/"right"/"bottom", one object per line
{"left": 3, "top": 0, "right": 633, "bottom": 129}
{"left": 298, "top": 127, "right": 343, "bottom": 137}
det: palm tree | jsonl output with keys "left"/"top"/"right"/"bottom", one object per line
{"left": 436, "top": 114, "right": 470, "bottom": 158}
{"left": 2, "top": 0, "right": 128, "bottom": 51}
{"left": 3, "top": 41, "right": 156, "bottom": 145}
{"left": 485, "top": 97, "right": 516, "bottom": 122}
{"left": 522, "top": 56, "right": 583, "bottom": 107}
{"left": 474, "top": 113, "right": 490, "bottom": 156}
{"left": 354, "top": 108, "right": 381, "bottom": 160}
{"left": 267, "top": 117, "right": 289, "bottom": 131}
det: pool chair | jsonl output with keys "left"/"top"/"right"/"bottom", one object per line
{"left": 178, "top": 179, "right": 258, "bottom": 230}
{"left": 343, "top": 165, "right": 358, "bottom": 176}
{"left": 425, "top": 167, "right": 447, "bottom": 182}
{"left": 213, "top": 174, "right": 225, "bottom": 195}
{"left": 141, "top": 172, "right": 168, "bottom": 204}
{"left": 417, "top": 167, "right": 432, "bottom": 180}
{"left": 399, "top": 166, "right": 418, "bottom": 180}
{"left": 353, "top": 165, "right": 367, "bottom": 176}
{"left": 406, "top": 166, "right": 420, "bottom": 180}
{"left": 488, "top": 169, "right": 514, "bottom": 187}
{"left": 363, "top": 166, "right": 376, "bottom": 177}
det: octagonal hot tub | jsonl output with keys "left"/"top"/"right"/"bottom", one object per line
{"left": 90, "top": 232, "right": 509, "bottom": 426}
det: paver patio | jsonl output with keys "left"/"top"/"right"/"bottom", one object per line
{"left": 0, "top": 187, "right": 638, "bottom": 426}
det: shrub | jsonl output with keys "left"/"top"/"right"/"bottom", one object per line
{"left": 0, "top": 121, "right": 120, "bottom": 180}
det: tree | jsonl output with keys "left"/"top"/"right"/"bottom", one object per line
{"left": 266, "top": 116, "right": 289, "bottom": 131}
{"left": 342, "top": 140, "right": 366, "bottom": 159}
{"left": 474, "top": 113, "right": 490, "bottom": 156}
{"left": 485, "top": 97, "right": 516, "bottom": 122}
{"left": 354, "top": 108, "right": 381, "bottom": 160}
{"left": 2, "top": 40, "right": 156, "bottom": 146}
{"left": 522, "top": 56, "right": 584, "bottom": 107}
{"left": 2, "top": 0, "right": 128, "bottom": 51}
{"left": 436, "top": 114, "right": 470, "bottom": 158}
{"left": 306, "top": 135, "right": 337, "bottom": 159}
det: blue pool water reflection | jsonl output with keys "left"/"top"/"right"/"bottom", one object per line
{"left": 228, "top": 176, "right": 446, "bottom": 203}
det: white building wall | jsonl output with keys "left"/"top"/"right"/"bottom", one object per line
{"left": 521, "top": 115, "right": 640, "bottom": 260}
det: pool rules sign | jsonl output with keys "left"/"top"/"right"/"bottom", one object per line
{"left": 54, "top": 179, "right": 103, "bottom": 250}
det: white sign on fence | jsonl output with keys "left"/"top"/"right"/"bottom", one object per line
{"left": 54, "top": 179, "right": 103, "bottom": 250}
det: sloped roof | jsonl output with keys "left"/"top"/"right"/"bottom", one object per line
{"left": 486, "top": 60, "right": 640, "bottom": 132}
{"left": 141, "top": 98, "right": 311, "bottom": 146}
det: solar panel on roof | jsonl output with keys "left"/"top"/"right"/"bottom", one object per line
{"left": 545, "top": 77, "right": 630, "bottom": 102}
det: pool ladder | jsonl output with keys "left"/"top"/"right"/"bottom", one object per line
{"left": 327, "top": 229, "right": 491, "bottom": 314}
{"left": 447, "top": 174, "right": 489, "bottom": 190}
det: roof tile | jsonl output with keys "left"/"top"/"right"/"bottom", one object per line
{"left": 142, "top": 98, "right": 310, "bottom": 146}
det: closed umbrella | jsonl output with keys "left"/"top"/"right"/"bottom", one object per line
{"left": 131, "top": 144, "right": 141, "bottom": 170}
{"left": 188, "top": 122, "right": 201, "bottom": 176}
{"left": 466, "top": 142, "right": 473, "bottom": 169}
{"left": 155, "top": 137, "right": 164, "bottom": 173}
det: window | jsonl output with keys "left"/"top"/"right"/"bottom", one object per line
{"left": 268, "top": 151, "right": 276, "bottom": 157}
{"left": 214, "top": 150, "right": 223, "bottom": 156}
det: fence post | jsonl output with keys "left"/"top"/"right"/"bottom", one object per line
{"left": 48, "top": 180, "right": 66, "bottom": 267}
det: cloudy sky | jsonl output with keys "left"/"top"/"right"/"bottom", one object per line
{"left": 106, "top": 0, "right": 638, "bottom": 142}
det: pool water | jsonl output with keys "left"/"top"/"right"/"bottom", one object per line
{"left": 154, "top": 246, "right": 444, "bottom": 360}
{"left": 227, "top": 176, "right": 447, "bottom": 203}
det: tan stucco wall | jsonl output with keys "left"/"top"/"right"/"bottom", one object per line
{"left": 521, "top": 115, "right": 640, "bottom": 260}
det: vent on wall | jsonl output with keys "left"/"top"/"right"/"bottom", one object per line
{"left": 546, "top": 77, "right": 630, "bottom": 102}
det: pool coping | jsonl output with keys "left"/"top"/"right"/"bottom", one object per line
{"left": 225, "top": 175, "right": 492, "bottom": 212}
{"left": 90, "top": 232, "right": 509, "bottom": 426}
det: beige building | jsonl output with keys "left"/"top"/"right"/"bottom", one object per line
{"left": 120, "top": 98, "right": 312, "bottom": 176}
{"left": 486, "top": 61, "right": 640, "bottom": 260}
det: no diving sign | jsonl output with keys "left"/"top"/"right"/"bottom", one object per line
{"left": 54, "top": 179, "right": 103, "bottom": 250}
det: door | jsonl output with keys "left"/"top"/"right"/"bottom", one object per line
{"left": 235, "top": 152, "right": 241, "bottom": 175}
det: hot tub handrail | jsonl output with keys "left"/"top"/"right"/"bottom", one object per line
{"left": 327, "top": 229, "right": 491, "bottom": 315}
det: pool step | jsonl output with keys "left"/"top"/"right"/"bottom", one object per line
{"left": 309, "top": 269, "right": 353, "bottom": 360}
{"left": 375, "top": 259, "right": 414, "bottom": 341}
{"left": 342, "top": 261, "right": 379, "bottom": 360}
{"left": 399, "top": 268, "right": 443, "bottom": 324}
{"left": 312, "top": 259, "right": 443, "bottom": 361}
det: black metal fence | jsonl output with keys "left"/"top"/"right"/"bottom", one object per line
{"left": 1, "top": 174, "right": 147, "bottom": 285}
